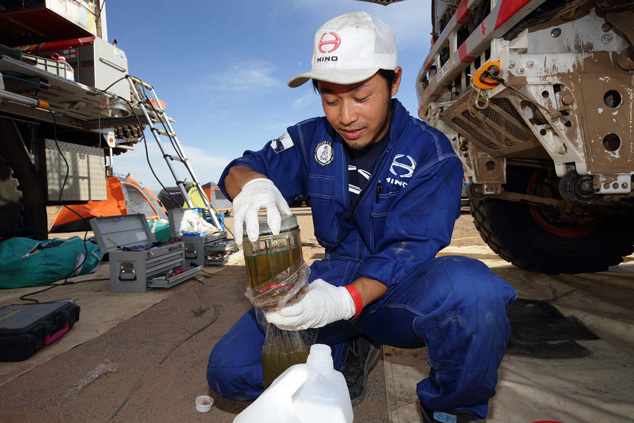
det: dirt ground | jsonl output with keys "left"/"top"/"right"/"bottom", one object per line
{"left": 0, "top": 207, "right": 484, "bottom": 423}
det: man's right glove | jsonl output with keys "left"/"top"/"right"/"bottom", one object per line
{"left": 265, "top": 279, "right": 357, "bottom": 330}
{"left": 232, "top": 178, "right": 292, "bottom": 246}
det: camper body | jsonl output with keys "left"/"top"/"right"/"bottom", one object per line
{"left": 0, "top": 0, "right": 146, "bottom": 240}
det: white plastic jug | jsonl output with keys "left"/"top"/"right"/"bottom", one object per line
{"left": 233, "top": 344, "right": 354, "bottom": 423}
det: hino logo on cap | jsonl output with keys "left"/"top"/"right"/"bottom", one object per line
{"left": 318, "top": 32, "right": 341, "bottom": 53}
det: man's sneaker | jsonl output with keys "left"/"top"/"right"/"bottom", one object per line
{"left": 420, "top": 403, "right": 475, "bottom": 423}
{"left": 343, "top": 335, "right": 380, "bottom": 406}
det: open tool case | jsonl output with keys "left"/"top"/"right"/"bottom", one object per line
{"left": 168, "top": 208, "right": 239, "bottom": 266}
{"left": 90, "top": 214, "right": 201, "bottom": 293}
{"left": 0, "top": 301, "right": 80, "bottom": 362}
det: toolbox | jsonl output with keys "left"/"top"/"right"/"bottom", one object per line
{"left": 90, "top": 214, "right": 201, "bottom": 293}
{"left": 168, "top": 208, "right": 239, "bottom": 266}
{"left": 0, "top": 301, "right": 80, "bottom": 362}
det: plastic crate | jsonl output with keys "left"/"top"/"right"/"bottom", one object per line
{"left": 21, "top": 53, "right": 73, "bottom": 80}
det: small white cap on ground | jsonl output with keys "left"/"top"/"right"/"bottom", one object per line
{"left": 196, "top": 395, "right": 214, "bottom": 413}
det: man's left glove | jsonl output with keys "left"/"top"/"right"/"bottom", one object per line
{"left": 265, "top": 279, "right": 356, "bottom": 331}
{"left": 232, "top": 178, "right": 292, "bottom": 246}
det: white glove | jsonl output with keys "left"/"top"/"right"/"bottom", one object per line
{"left": 232, "top": 178, "right": 292, "bottom": 246}
{"left": 265, "top": 279, "right": 356, "bottom": 331}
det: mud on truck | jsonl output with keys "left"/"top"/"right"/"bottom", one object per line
{"left": 417, "top": 0, "right": 634, "bottom": 274}
{"left": 0, "top": 0, "right": 179, "bottom": 241}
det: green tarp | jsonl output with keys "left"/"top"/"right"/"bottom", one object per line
{"left": 0, "top": 237, "right": 104, "bottom": 289}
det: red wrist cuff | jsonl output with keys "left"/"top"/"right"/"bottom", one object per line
{"left": 345, "top": 284, "right": 363, "bottom": 320}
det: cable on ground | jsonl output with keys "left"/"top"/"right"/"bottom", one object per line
{"left": 158, "top": 304, "right": 219, "bottom": 366}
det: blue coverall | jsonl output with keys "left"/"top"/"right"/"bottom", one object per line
{"left": 208, "top": 99, "right": 517, "bottom": 419}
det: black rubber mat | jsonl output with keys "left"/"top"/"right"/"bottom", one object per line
{"left": 506, "top": 299, "right": 600, "bottom": 359}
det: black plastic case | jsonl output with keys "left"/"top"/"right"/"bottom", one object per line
{"left": 0, "top": 302, "right": 80, "bottom": 361}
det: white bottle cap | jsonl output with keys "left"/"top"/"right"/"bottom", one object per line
{"left": 196, "top": 395, "right": 214, "bottom": 412}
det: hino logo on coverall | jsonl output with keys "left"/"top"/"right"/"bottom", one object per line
{"left": 387, "top": 154, "right": 416, "bottom": 186}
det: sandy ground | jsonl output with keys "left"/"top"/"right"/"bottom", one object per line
{"left": 0, "top": 206, "right": 483, "bottom": 423}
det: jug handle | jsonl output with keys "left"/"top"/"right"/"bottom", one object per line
{"left": 268, "top": 365, "right": 310, "bottom": 400}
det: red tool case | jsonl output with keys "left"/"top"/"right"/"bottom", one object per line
{"left": 0, "top": 302, "right": 80, "bottom": 362}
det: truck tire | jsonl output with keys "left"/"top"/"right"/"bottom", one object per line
{"left": 470, "top": 167, "right": 634, "bottom": 274}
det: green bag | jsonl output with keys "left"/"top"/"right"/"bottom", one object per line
{"left": 0, "top": 237, "right": 104, "bottom": 289}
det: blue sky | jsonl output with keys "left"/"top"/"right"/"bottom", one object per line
{"left": 108, "top": 0, "right": 433, "bottom": 193}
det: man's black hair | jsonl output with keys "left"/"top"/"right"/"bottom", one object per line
{"left": 312, "top": 69, "right": 397, "bottom": 93}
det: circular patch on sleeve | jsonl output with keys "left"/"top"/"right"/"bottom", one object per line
{"left": 313, "top": 140, "right": 334, "bottom": 166}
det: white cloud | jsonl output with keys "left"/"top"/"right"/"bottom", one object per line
{"left": 206, "top": 61, "right": 282, "bottom": 93}
{"left": 365, "top": 1, "right": 433, "bottom": 48}
{"left": 292, "top": 89, "right": 318, "bottom": 108}
{"left": 112, "top": 141, "right": 231, "bottom": 195}
{"left": 257, "top": 121, "right": 295, "bottom": 133}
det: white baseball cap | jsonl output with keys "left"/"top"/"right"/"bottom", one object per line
{"left": 288, "top": 12, "right": 397, "bottom": 88}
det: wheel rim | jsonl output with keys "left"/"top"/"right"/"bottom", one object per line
{"left": 527, "top": 171, "right": 601, "bottom": 238}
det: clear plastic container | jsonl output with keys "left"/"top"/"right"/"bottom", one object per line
{"left": 243, "top": 214, "right": 309, "bottom": 309}
{"left": 234, "top": 344, "right": 354, "bottom": 423}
